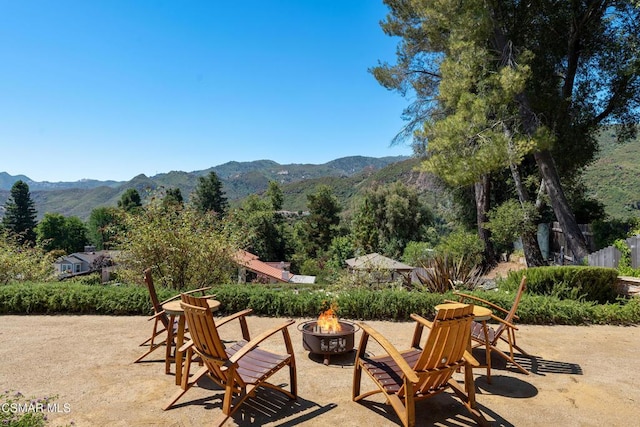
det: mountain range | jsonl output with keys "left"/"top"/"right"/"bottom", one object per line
{"left": 0, "top": 156, "right": 416, "bottom": 221}
{"left": 2, "top": 131, "right": 639, "bottom": 223}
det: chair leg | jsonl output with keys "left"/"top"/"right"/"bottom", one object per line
{"left": 134, "top": 320, "right": 166, "bottom": 363}
{"left": 352, "top": 362, "right": 362, "bottom": 400}
{"left": 163, "top": 366, "right": 208, "bottom": 410}
{"left": 289, "top": 361, "right": 297, "bottom": 398}
{"left": 448, "top": 378, "right": 489, "bottom": 427}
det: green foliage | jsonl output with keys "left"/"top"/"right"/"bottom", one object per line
{"left": 0, "top": 282, "right": 151, "bottom": 315}
{"left": 36, "top": 213, "right": 88, "bottom": 254}
{"left": 485, "top": 199, "right": 538, "bottom": 254}
{"left": 402, "top": 241, "right": 435, "bottom": 267}
{"left": 350, "top": 182, "right": 433, "bottom": 258}
{"left": 611, "top": 238, "right": 640, "bottom": 277}
{"left": 228, "top": 194, "right": 292, "bottom": 262}
{"left": 0, "top": 234, "right": 55, "bottom": 285}
{"left": 326, "top": 235, "right": 355, "bottom": 270}
{"left": 2, "top": 180, "right": 38, "bottom": 246}
{"left": 300, "top": 185, "right": 341, "bottom": 258}
{"left": 501, "top": 266, "right": 619, "bottom": 304}
{"left": 87, "top": 206, "right": 122, "bottom": 250}
{"left": 115, "top": 202, "right": 239, "bottom": 290}
{"left": 161, "top": 187, "right": 184, "bottom": 210}
{"left": 1, "top": 280, "right": 639, "bottom": 324}
{"left": 117, "top": 188, "right": 142, "bottom": 213}
{"left": 434, "top": 228, "right": 485, "bottom": 268}
{"left": 190, "top": 171, "right": 228, "bottom": 217}
{"left": 582, "top": 133, "right": 640, "bottom": 219}
{"left": 266, "top": 181, "right": 284, "bottom": 211}
{"left": 414, "top": 255, "right": 485, "bottom": 293}
{"left": 591, "top": 217, "right": 636, "bottom": 249}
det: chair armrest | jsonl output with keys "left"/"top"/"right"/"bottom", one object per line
{"left": 410, "top": 313, "right": 433, "bottom": 329}
{"left": 463, "top": 350, "right": 480, "bottom": 367}
{"left": 158, "top": 287, "right": 213, "bottom": 306}
{"left": 159, "top": 293, "right": 182, "bottom": 306}
{"left": 489, "top": 314, "right": 518, "bottom": 330}
{"left": 228, "top": 319, "right": 295, "bottom": 364}
{"left": 182, "top": 286, "right": 213, "bottom": 295}
{"left": 358, "top": 322, "right": 420, "bottom": 384}
{"left": 216, "top": 309, "right": 253, "bottom": 327}
{"left": 216, "top": 309, "right": 253, "bottom": 341}
{"left": 149, "top": 311, "right": 166, "bottom": 321}
{"left": 454, "top": 291, "right": 516, "bottom": 318}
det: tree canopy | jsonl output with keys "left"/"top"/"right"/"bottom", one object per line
{"left": 374, "top": 0, "right": 640, "bottom": 263}
{"left": 36, "top": 213, "right": 88, "bottom": 254}
{"left": 118, "top": 188, "right": 143, "bottom": 213}
{"left": 191, "top": 171, "right": 228, "bottom": 217}
{"left": 2, "top": 180, "right": 38, "bottom": 246}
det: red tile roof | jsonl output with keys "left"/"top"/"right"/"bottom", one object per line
{"left": 234, "top": 250, "right": 290, "bottom": 283}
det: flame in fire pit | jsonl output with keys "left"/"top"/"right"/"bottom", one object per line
{"left": 316, "top": 307, "right": 342, "bottom": 333}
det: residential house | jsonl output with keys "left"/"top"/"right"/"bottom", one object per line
{"left": 345, "top": 252, "right": 416, "bottom": 285}
{"left": 54, "top": 246, "right": 118, "bottom": 282}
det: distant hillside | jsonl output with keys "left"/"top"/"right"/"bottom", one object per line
{"left": 582, "top": 130, "right": 640, "bottom": 219}
{"left": 0, "top": 156, "right": 409, "bottom": 221}
{"left": 277, "top": 157, "right": 447, "bottom": 216}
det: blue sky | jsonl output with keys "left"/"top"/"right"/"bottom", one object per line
{"left": 1, "top": 1, "right": 413, "bottom": 182}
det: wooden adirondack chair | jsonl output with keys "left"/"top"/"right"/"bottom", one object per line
{"left": 453, "top": 275, "right": 530, "bottom": 376}
{"left": 353, "top": 303, "right": 488, "bottom": 427}
{"left": 178, "top": 294, "right": 297, "bottom": 425}
{"left": 134, "top": 268, "right": 211, "bottom": 364}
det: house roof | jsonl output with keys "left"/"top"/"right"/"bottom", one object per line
{"left": 234, "top": 250, "right": 301, "bottom": 283}
{"left": 345, "top": 253, "right": 415, "bottom": 271}
{"left": 54, "top": 250, "right": 118, "bottom": 265}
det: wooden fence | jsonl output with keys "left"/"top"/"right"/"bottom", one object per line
{"left": 587, "top": 235, "right": 640, "bottom": 269}
{"left": 550, "top": 222, "right": 595, "bottom": 265}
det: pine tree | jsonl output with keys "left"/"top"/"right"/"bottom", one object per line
{"left": 191, "top": 172, "right": 228, "bottom": 217}
{"left": 2, "top": 180, "right": 38, "bottom": 246}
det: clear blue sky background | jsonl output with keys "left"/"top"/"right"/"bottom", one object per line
{"left": 1, "top": 1, "right": 413, "bottom": 182}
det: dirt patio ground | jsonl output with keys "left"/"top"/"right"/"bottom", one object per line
{"left": 1, "top": 315, "right": 638, "bottom": 426}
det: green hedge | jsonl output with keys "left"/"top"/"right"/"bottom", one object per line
{"left": 500, "top": 266, "right": 620, "bottom": 303}
{"left": 0, "top": 281, "right": 638, "bottom": 325}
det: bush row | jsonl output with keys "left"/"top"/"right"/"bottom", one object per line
{"left": 499, "top": 266, "right": 620, "bottom": 303}
{"left": 0, "top": 281, "right": 638, "bottom": 325}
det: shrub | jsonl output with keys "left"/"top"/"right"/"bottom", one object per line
{"left": 0, "top": 234, "right": 55, "bottom": 285}
{"left": 1, "top": 280, "right": 638, "bottom": 325}
{"left": 115, "top": 203, "right": 240, "bottom": 290}
{"left": 434, "top": 228, "right": 484, "bottom": 269}
{"left": 500, "top": 266, "right": 619, "bottom": 303}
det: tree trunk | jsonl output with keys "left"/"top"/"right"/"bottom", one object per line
{"left": 507, "top": 131, "right": 545, "bottom": 267}
{"left": 534, "top": 150, "right": 589, "bottom": 263}
{"left": 491, "top": 19, "right": 591, "bottom": 264}
{"left": 475, "top": 175, "right": 497, "bottom": 267}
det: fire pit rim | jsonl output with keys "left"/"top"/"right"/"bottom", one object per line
{"left": 296, "top": 319, "right": 360, "bottom": 335}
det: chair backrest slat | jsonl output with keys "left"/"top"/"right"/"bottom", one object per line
{"left": 180, "top": 295, "right": 227, "bottom": 362}
{"left": 143, "top": 268, "right": 169, "bottom": 329}
{"left": 494, "top": 276, "right": 527, "bottom": 338}
{"left": 412, "top": 303, "right": 474, "bottom": 394}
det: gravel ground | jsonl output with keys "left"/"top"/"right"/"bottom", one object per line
{"left": 1, "top": 315, "right": 638, "bottom": 426}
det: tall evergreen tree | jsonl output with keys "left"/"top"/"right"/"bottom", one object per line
{"left": 118, "top": 188, "right": 142, "bottom": 213}
{"left": 162, "top": 187, "right": 184, "bottom": 210}
{"left": 87, "top": 206, "right": 121, "bottom": 250}
{"left": 303, "top": 185, "right": 341, "bottom": 258}
{"left": 191, "top": 171, "right": 228, "bottom": 217}
{"left": 374, "top": 0, "right": 640, "bottom": 263}
{"left": 2, "top": 180, "right": 38, "bottom": 246}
